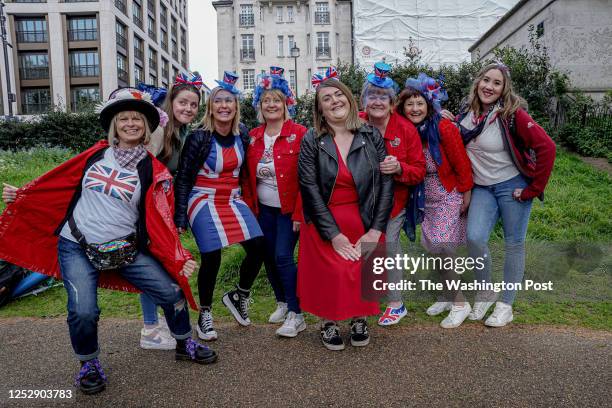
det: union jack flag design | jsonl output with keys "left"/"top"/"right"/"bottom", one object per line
{"left": 84, "top": 163, "right": 139, "bottom": 202}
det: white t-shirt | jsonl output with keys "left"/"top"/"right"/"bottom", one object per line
{"left": 60, "top": 148, "right": 142, "bottom": 244}
{"left": 462, "top": 111, "right": 519, "bottom": 186}
{"left": 256, "top": 132, "right": 281, "bottom": 208}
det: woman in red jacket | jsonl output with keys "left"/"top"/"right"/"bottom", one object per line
{"left": 442, "top": 62, "right": 556, "bottom": 327}
{"left": 359, "top": 62, "right": 426, "bottom": 326}
{"left": 0, "top": 88, "right": 216, "bottom": 395}
{"left": 244, "top": 67, "right": 307, "bottom": 337}
{"left": 398, "top": 73, "right": 474, "bottom": 328}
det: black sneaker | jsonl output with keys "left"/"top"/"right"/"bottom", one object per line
{"left": 350, "top": 319, "right": 370, "bottom": 347}
{"left": 320, "top": 322, "right": 345, "bottom": 351}
{"left": 175, "top": 338, "right": 218, "bottom": 364}
{"left": 222, "top": 288, "right": 252, "bottom": 326}
{"left": 75, "top": 358, "right": 106, "bottom": 395}
{"left": 197, "top": 307, "right": 218, "bottom": 341}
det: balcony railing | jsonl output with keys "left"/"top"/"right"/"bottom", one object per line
{"left": 134, "top": 48, "right": 144, "bottom": 61}
{"left": 181, "top": 57, "right": 186, "bottom": 68}
{"left": 13, "top": 0, "right": 46, "bottom": 2}
{"left": 147, "top": 0, "right": 155, "bottom": 12}
{"left": 160, "top": 18, "right": 167, "bottom": 29}
{"left": 117, "top": 67, "right": 129, "bottom": 82}
{"left": 161, "top": 40, "right": 168, "bottom": 51}
{"left": 148, "top": 29, "right": 156, "bottom": 41}
{"left": 162, "top": 68, "right": 169, "bottom": 80}
{"left": 19, "top": 66, "right": 49, "bottom": 80}
{"left": 133, "top": 15, "right": 143, "bottom": 29}
{"left": 314, "top": 11, "right": 330, "bottom": 24}
{"left": 240, "top": 48, "right": 255, "bottom": 61}
{"left": 116, "top": 32, "right": 127, "bottom": 49}
{"left": 70, "top": 65, "right": 100, "bottom": 77}
{"left": 22, "top": 102, "right": 50, "bottom": 114}
{"left": 16, "top": 31, "right": 48, "bottom": 43}
{"left": 68, "top": 29, "right": 97, "bottom": 41}
{"left": 316, "top": 46, "right": 331, "bottom": 59}
{"left": 149, "top": 59, "right": 157, "bottom": 70}
{"left": 171, "top": 49, "right": 178, "bottom": 59}
{"left": 115, "top": 0, "right": 126, "bottom": 14}
{"left": 239, "top": 13, "right": 254, "bottom": 27}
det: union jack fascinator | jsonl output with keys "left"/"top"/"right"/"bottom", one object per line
{"left": 311, "top": 66, "right": 339, "bottom": 89}
{"left": 174, "top": 72, "right": 204, "bottom": 90}
{"left": 404, "top": 73, "right": 448, "bottom": 113}
{"left": 253, "top": 66, "right": 297, "bottom": 116}
{"left": 214, "top": 71, "right": 241, "bottom": 95}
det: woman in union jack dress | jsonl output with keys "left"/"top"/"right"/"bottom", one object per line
{"left": 174, "top": 71, "right": 265, "bottom": 340}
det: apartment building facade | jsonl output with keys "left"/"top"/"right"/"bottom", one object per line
{"left": 213, "top": 0, "right": 352, "bottom": 96}
{"left": 0, "top": 0, "right": 189, "bottom": 116}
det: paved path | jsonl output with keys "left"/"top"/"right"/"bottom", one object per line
{"left": 0, "top": 318, "right": 610, "bottom": 407}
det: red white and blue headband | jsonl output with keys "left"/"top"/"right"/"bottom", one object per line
{"left": 311, "top": 66, "right": 339, "bottom": 89}
{"left": 174, "top": 72, "right": 203, "bottom": 90}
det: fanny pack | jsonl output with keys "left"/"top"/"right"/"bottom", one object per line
{"left": 69, "top": 216, "right": 138, "bottom": 270}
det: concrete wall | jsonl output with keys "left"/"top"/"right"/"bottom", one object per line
{"left": 470, "top": 0, "right": 612, "bottom": 98}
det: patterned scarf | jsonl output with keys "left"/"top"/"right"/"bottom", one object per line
{"left": 112, "top": 144, "right": 147, "bottom": 171}
{"left": 457, "top": 104, "right": 497, "bottom": 145}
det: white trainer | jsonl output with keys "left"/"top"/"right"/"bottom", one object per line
{"left": 426, "top": 301, "right": 452, "bottom": 316}
{"left": 268, "top": 302, "right": 288, "bottom": 324}
{"left": 440, "top": 303, "right": 472, "bottom": 329}
{"left": 485, "top": 302, "right": 514, "bottom": 327}
{"left": 276, "top": 311, "right": 306, "bottom": 338}
{"left": 140, "top": 322, "right": 176, "bottom": 350}
{"left": 469, "top": 297, "right": 498, "bottom": 320}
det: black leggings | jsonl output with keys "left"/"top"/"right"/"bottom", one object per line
{"left": 197, "top": 236, "right": 265, "bottom": 308}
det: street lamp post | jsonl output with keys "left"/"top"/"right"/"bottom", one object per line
{"left": 0, "top": 0, "right": 14, "bottom": 116}
{"left": 290, "top": 45, "right": 300, "bottom": 97}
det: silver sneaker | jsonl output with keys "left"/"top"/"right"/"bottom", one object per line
{"left": 269, "top": 302, "right": 288, "bottom": 324}
{"left": 426, "top": 301, "right": 452, "bottom": 316}
{"left": 276, "top": 311, "right": 306, "bottom": 338}
{"left": 485, "top": 302, "right": 514, "bottom": 327}
{"left": 469, "top": 292, "right": 499, "bottom": 320}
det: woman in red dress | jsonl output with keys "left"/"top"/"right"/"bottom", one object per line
{"left": 297, "top": 68, "right": 394, "bottom": 350}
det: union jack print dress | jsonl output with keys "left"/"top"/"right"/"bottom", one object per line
{"left": 187, "top": 135, "right": 263, "bottom": 253}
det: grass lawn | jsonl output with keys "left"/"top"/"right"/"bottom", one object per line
{"left": 0, "top": 147, "right": 610, "bottom": 330}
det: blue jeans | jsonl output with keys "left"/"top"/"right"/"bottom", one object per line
{"left": 467, "top": 174, "right": 533, "bottom": 305}
{"left": 58, "top": 237, "right": 192, "bottom": 361}
{"left": 258, "top": 204, "right": 300, "bottom": 313}
{"left": 140, "top": 294, "right": 159, "bottom": 325}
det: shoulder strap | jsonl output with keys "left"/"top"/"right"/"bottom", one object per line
{"left": 68, "top": 215, "right": 89, "bottom": 247}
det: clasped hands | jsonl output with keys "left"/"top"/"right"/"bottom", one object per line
{"left": 331, "top": 229, "right": 382, "bottom": 261}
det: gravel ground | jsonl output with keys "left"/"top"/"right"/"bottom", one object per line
{"left": 0, "top": 317, "right": 610, "bottom": 407}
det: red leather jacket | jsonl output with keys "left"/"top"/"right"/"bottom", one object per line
{"left": 359, "top": 111, "right": 426, "bottom": 218}
{"left": 244, "top": 120, "right": 307, "bottom": 221}
{"left": 435, "top": 118, "right": 474, "bottom": 193}
{"left": 0, "top": 141, "right": 197, "bottom": 310}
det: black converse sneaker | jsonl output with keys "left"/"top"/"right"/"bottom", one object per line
{"left": 320, "top": 321, "right": 345, "bottom": 351}
{"left": 350, "top": 319, "right": 370, "bottom": 346}
{"left": 197, "top": 307, "right": 218, "bottom": 341}
{"left": 222, "top": 288, "right": 252, "bottom": 326}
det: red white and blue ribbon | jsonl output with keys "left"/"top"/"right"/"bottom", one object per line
{"left": 174, "top": 72, "right": 203, "bottom": 90}
{"left": 311, "top": 66, "right": 339, "bottom": 89}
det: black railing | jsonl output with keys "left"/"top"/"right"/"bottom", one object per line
{"left": 134, "top": 48, "right": 144, "bottom": 61}
{"left": 240, "top": 48, "right": 255, "bottom": 61}
{"left": 117, "top": 68, "right": 128, "bottom": 82}
{"left": 172, "top": 49, "right": 178, "bottom": 59}
{"left": 148, "top": 29, "right": 156, "bottom": 41}
{"left": 68, "top": 29, "right": 97, "bottom": 41}
{"left": 16, "top": 30, "right": 48, "bottom": 43}
{"left": 315, "top": 11, "right": 330, "bottom": 24}
{"left": 239, "top": 13, "right": 254, "bottom": 27}
{"left": 149, "top": 59, "right": 157, "bottom": 70}
{"left": 181, "top": 57, "right": 187, "bottom": 68}
{"left": 19, "top": 66, "right": 49, "bottom": 80}
{"left": 316, "top": 46, "right": 331, "bottom": 58}
{"left": 115, "top": 0, "right": 126, "bottom": 14}
{"left": 133, "top": 15, "right": 143, "bottom": 28}
{"left": 162, "top": 69, "right": 169, "bottom": 79}
{"left": 147, "top": 0, "right": 155, "bottom": 12}
{"left": 70, "top": 65, "right": 99, "bottom": 77}
{"left": 116, "top": 32, "right": 127, "bottom": 49}
{"left": 161, "top": 40, "right": 168, "bottom": 51}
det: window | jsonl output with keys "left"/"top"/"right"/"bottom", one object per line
{"left": 69, "top": 50, "right": 100, "bottom": 77}
{"left": 134, "top": 65, "right": 143, "bottom": 83}
{"left": 180, "top": 28, "right": 186, "bottom": 49}
{"left": 288, "top": 35, "right": 295, "bottom": 55}
{"left": 67, "top": 16, "right": 97, "bottom": 41}
{"left": 162, "top": 58, "right": 169, "bottom": 80}
{"left": 161, "top": 29, "right": 168, "bottom": 51}
{"left": 117, "top": 53, "right": 128, "bottom": 83}
{"left": 115, "top": 0, "right": 127, "bottom": 14}
{"left": 277, "top": 36, "right": 284, "bottom": 57}
{"left": 260, "top": 35, "right": 265, "bottom": 56}
{"left": 19, "top": 53, "right": 49, "bottom": 80}
{"left": 21, "top": 88, "right": 51, "bottom": 114}
{"left": 148, "top": 47, "right": 157, "bottom": 71}
{"left": 160, "top": 4, "right": 167, "bottom": 28}
{"left": 241, "top": 34, "right": 255, "bottom": 61}
{"left": 149, "top": 73, "right": 157, "bottom": 86}
{"left": 147, "top": 0, "right": 155, "bottom": 14}
{"left": 316, "top": 32, "right": 330, "bottom": 58}
{"left": 171, "top": 38, "right": 178, "bottom": 59}
{"left": 315, "top": 2, "right": 330, "bottom": 24}
{"left": 148, "top": 16, "right": 156, "bottom": 40}
{"left": 132, "top": 1, "right": 143, "bottom": 28}
{"left": 287, "top": 6, "right": 294, "bottom": 23}
{"left": 242, "top": 69, "right": 255, "bottom": 91}
{"left": 71, "top": 86, "right": 100, "bottom": 112}
{"left": 276, "top": 6, "right": 283, "bottom": 23}
{"left": 134, "top": 35, "right": 144, "bottom": 61}
{"left": 308, "top": 69, "right": 312, "bottom": 88}
{"left": 536, "top": 21, "right": 544, "bottom": 38}
{"left": 116, "top": 20, "right": 127, "bottom": 49}
{"left": 307, "top": 34, "right": 311, "bottom": 55}
{"left": 289, "top": 70, "right": 296, "bottom": 91}
{"left": 16, "top": 18, "right": 47, "bottom": 43}
{"left": 239, "top": 4, "right": 254, "bottom": 27}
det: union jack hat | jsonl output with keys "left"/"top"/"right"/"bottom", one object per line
{"left": 96, "top": 88, "right": 160, "bottom": 132}
{"left": 214, "top": 71, "right": 241, "bottom": 95}
{"left": 366, "top": 61, "right": 394, "bottom": 89}
{"left": 253, "top": 66, "right": 296, "bottom": 115}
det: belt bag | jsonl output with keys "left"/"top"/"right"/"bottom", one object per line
{"left": 69, "top": 216, "right": 138, "bottom": 270}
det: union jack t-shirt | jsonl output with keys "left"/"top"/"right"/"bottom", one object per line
{"left": 60, "top": 149, "right": 142, "bottom": 245}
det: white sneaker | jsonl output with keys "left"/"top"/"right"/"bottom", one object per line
{"left": 140, "top": 322, "right": 177, "bottom": 350}
{"left": 268, "top": 302, "right": 288, "bottom": 324}
{"left": 485, "top": 302, "right": 513, "bottom": 327}
{"left": 469, "top": 295, "right": 498, "bottom": 320}
{"left": 440, "top": 303, "right": 472, "bottom": 329}
{"left": 426, "top": 301, "right": 452, "bottom": 316}
{"left": 276, "top": 311, "right": 306, "bottom": 338}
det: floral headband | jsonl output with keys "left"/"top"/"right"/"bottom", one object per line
{"left": 404, "top": 73, "right": 448, "bottom": 113}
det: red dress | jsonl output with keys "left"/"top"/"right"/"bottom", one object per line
{"left": 297, "top": 144, "right": 380, "bottom": 321}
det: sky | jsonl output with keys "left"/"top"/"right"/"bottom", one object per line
{"left": 188, "top": 1, "right": 218, "bottom": 88}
